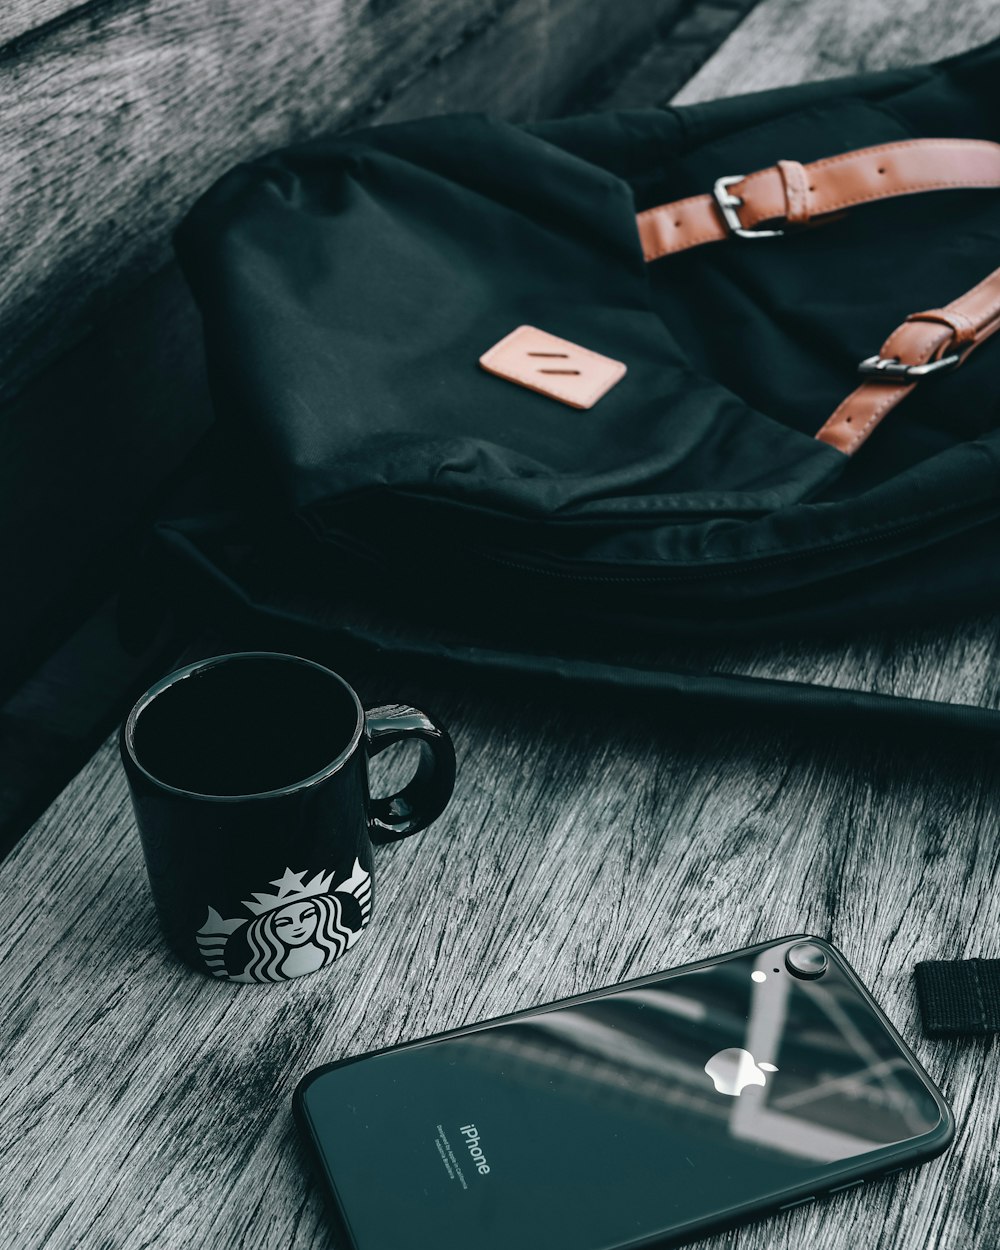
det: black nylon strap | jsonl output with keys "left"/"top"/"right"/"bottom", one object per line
{"left": 914, "top": 959, "right": 1000, "bottom": 1037}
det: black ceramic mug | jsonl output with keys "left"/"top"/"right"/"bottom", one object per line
{"left": 120, "top": 652, "right": 455, "bottom": 983}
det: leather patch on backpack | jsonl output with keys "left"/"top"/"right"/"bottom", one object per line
{"left": 479, "top": 326, "right": 626, "bottom": 409}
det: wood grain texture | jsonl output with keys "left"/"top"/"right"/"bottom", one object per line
{"left": 673, "top": 0, "right": 1000, "bottom": 104}
{"left": 0, "top": 0, "right": 97, "bottom": 52}
{"left": 0, "top": 643, "right": 998, "bottom": 1250}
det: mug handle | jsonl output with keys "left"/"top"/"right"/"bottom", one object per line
{"left": 364, "top": 704, "right": 456, "bottom": 844}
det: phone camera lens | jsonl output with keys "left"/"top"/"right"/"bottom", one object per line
{"left": 785, "top": 941, "right": 829, "bottom": 979}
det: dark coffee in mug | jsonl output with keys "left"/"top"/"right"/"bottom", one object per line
{"left": 120, "top": 653, "right": 455, "bottom": 983}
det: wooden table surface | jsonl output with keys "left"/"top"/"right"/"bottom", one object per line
{"left": 4, "top": 1, "right": 1000, "bottom": 1247}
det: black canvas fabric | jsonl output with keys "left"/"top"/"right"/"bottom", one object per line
{"left": 157, "top": 39, "right": 1000, "bottom": 728}
{"left": 914, "top": 960, "right": 1000, "bottom": 1037}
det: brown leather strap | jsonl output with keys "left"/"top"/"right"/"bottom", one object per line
{"left": 637, "top": 139, "right": 1000, "bottom": 262}
{"left": 815, "top": 265, "right": 1000, "bottom": 453}
{"left": 635, "top": 138, "right": 1000, "bottom": 453}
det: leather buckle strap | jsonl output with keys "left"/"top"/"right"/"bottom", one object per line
{"left": 634, "top": 138, "right": 1000, "bottom": 452}
{"left": 712, "top": 175, "right": 785, "bottom": 239}
{"left": 815, "top": 264, "right": 1000, "bottom": 454}
{"left": 637, "top": 139, "right": 1000, "bottom": 262}
{"left": 856, "top": 352, "right": 961, "bottom": 380}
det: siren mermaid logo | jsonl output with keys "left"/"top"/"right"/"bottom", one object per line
{"left": 196, "top": 861, "right": 372, "bottom": 982}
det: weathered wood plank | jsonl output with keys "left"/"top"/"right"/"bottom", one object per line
{"left": 674, "top": 0, "right": 1000, "bottom": 104}
{"left": 0, "top": 0, "right": 95, "bottom": 51}
{"left": 0, "top": 650, "right": 997, "bottom": 1249}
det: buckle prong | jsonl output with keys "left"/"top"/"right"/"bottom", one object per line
{"left": 857, "top": 353, "right": 962, "bottom": 380}
{"left": 712, "top": 174, "right": 785, "bottom": 240}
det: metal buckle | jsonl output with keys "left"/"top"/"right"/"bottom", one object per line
{"left": 712, "top": 174, "right": 785, "bottom": 240}
{"left": 856, "top": 353, "right": 962, "bottom": 380}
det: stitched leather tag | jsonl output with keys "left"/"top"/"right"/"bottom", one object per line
{"left": 479, "top": 326, "right": 626, "bottom": 409}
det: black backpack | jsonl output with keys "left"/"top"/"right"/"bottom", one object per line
{"left": 158, "top": 39, "right": 1000, "bottom": 732}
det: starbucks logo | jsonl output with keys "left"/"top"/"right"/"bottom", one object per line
{"left": 196, "top": 860, "right": 372, "bottom": 982}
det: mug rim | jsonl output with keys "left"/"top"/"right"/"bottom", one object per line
{"left": 120, "top": 651, "right": 365, "bottom": 803}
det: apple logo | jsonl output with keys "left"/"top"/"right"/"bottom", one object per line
{"left": 704, "top": 1048, "right": 778, "bottom": 1096}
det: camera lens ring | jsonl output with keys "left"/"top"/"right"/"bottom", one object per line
{"left": 785, "top": 941, "right": 829, "bottom": 980}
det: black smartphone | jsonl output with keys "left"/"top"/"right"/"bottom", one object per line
{"left": 294, "top": 936, "right": 953, "bottom": 1250}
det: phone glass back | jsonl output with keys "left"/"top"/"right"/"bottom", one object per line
{"left": 297, "top": 939, "right": 949, "bottom": 1250}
